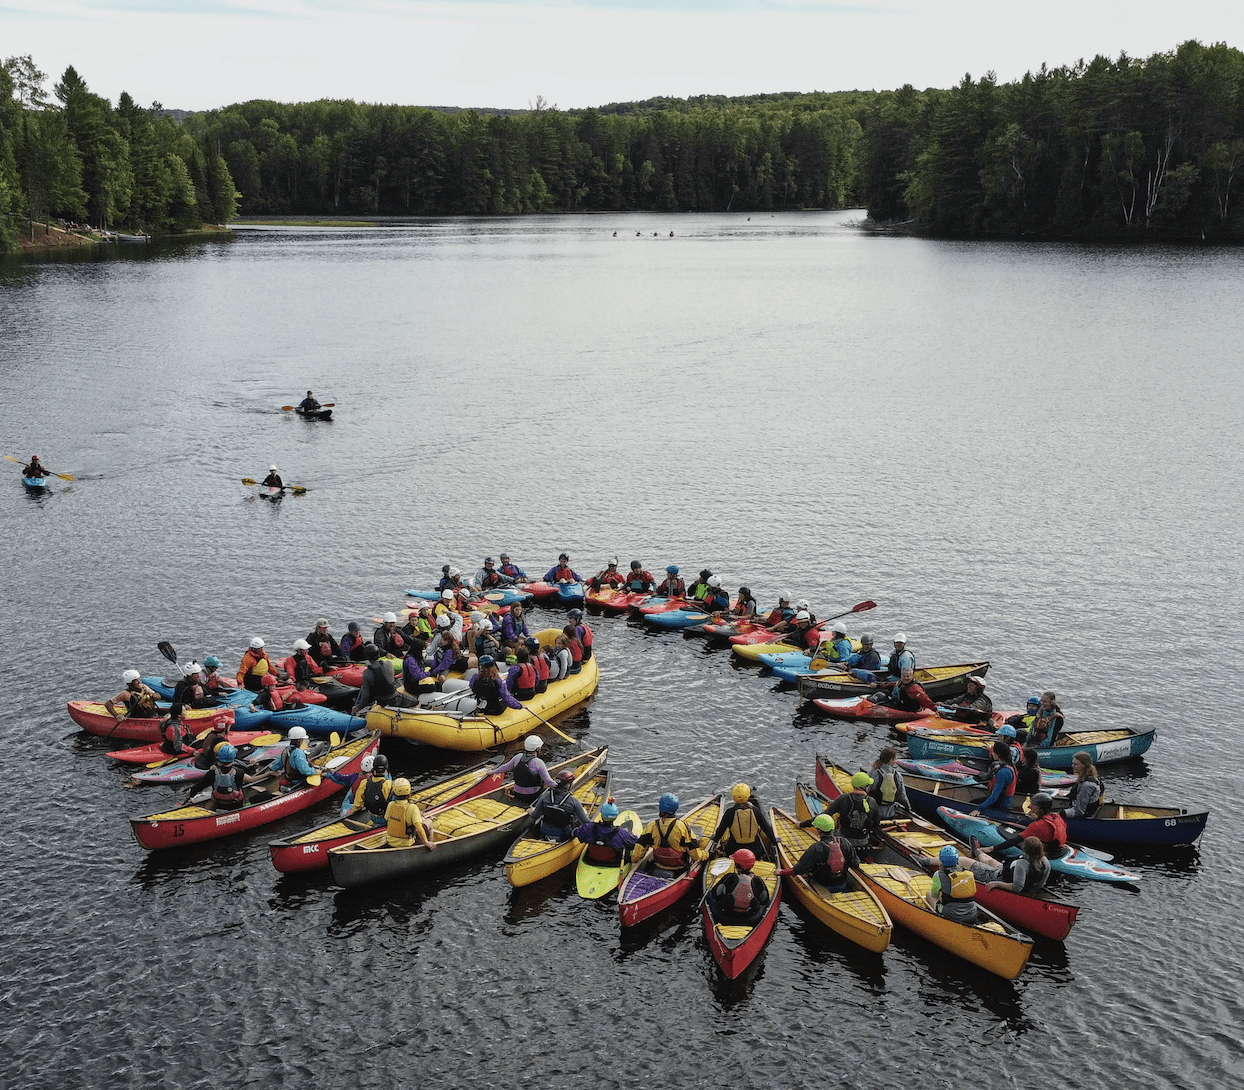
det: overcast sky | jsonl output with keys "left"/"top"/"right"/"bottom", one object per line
{"left": 4, "top": 0, "right": 1241, "bottom": 112}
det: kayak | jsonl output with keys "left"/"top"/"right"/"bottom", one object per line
{"left": 905, "top": 724, "right": 1157, "bottom": 769}
{"left": 575, "top": 809, "right": 642, "bottom": 898}
{"left": 700, "top": 834, "right": 783, "bottom": 979}
{"left": 517, "top": 581, "right": 560, "bottom": 602}
{"left": 129, "top": 732, "right": 378, "bottom": 851}
{"left": 108, "top": 729, "right": 272, "bottom": 765}
{"left": 730, "top": 639, "right": 808, "bottom": 662}
{"left": 22, "top": 476, "right": 47, "bottom": 489}
{"left": 505, "top": 768, "right": 612, "bottom": 887}
{"left": 631, "top": 596, "right": 697, "bottom": 617}
{"left": 796, "top": 662, "right": 991, "bottom": 702}
{"left": 771, "top": 805, "right": 892, "bottom": 953}
{"left": 144, "top": 676, "right": 252, "bottom": 704}
{"left": 404, "top": 586, "right": 532, "bottom": 607}
{"left": 758, "top": 641, "right": 863, "bottom": 680}
{"left": 585, "top": 588, "right": 649, "bottom": 613}
{"left": 68, "top": 701, "right": 234, "bottom": 743}
{"left": 617, "top": 795, "right": 721, "bottom": 927}
{"left": 263, "top": 705, "right": 367, "bottom": 736}
{"left": 811, "top": 695, "right": 937, "bottom": 722}
{"left": 131, "top": 741, "right": 289, "bottom": 784}
{"left": 694, "top": 618, "right": 774, "bottom": 641}
{"left": 937, "top": 808, "right": 1143, "bottom": 883}
{"left": 555, "top": 582, "right": 586, "bottom": 606}
{"left": 229, "top": 689, "right": 340, "bottom": 730}
{"left": 644, "top": 608, "right": 714, "bottom": 631}
{"left": 295, "top": 407, "right": 333, "bottom": 420}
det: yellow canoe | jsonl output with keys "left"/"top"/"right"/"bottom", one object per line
{"left": 771, "top": 807, "right": 892, "bottom": 953}
{"left": 367, "top": 629, "right": 599, "bottom": 751}
{"left": 504, "top": 767, "right": 611, "bottom": 887}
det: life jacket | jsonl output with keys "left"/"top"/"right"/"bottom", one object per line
{"left": 472, "top": 675, "right": 505, "bottom": 715}
{"left": 840, "top": 793, "right": 874, "bottom": 836}
{"left": 212, "top": 764, "right": 245, "bottom": 803}
{"left": 541, "top": 788, "right": 578, "bottom": 831}
{"left": 893, "top": 681, "right": 928, "bottom": 712}
{"left": 532, "top": 652, "right": 550, "bottom": 692}
{"left": 585, "top": 823, "right": 620, "bottom": 861}
{"left": 652, "top": 817, "right": 690, "bottom": 869}
{"left": 1068, "top": 775, "right": 1103, "bottom": 817}
{"left": 814, "top": 837, "right": 847, "bottom": 887}
{"left": 565, "top": 636, "right": 583, "bottom": 671}
{"left": 727, "top": 805, "right": 760, "bottom": 847}
{"left": 987, "top": 762, "right": 1017, "bottom": 801}
{"left": 553, "top": 565, "right": 575, "bottom": 582}
{"left": 279, "top": 747, "right": 308, "bottom": 788}
{"left": 937, "top": 866, "right": 977, "bottom": 902}
{"left": 500, "top": 563, "right": 523, "bottom": 578}
{"left": 1003, "top": 855, "right": 1051, "bottom": 894}
{"left": 704, "top": 590, "right": 729, "bottom": 611}
{"left": 1031, "top": 813, "right": 1068, "bottom": 855}
{"left": 514, "top": 661, "right": 538, "bottom": 698}
{"left": 364, "top": 663, "right": 397, "bottom": 706}
{"left": 382, "top": 627, "right": 406, "bottom": 652}
{"left": 575, "top": 623, "right": 593, "bottom": 660}
{"left": 658, "top": 577, "right": 685, "bottom": 597}
{"left": 481, "top": 570, "right": 504, "bottom": 589}
{"left": 362, "top": 776, "right": 392, "bottom": 816}
{"left": 886, "top": 648, "right": 915, "bottom": 676}
{"left": 512, "top": 753, "right": 541, "bottom": 790}
{"left": 258, "top": 685, "right": 284, "bottom": 712}
{"left": 386, "top": 799, "right": 421, "bottom": 845}
{"left": 162, "top": 718, "right": 191, "bottom": 753}
{"left": 730, "top": 873, "right": 756, "bottom": 912}
{"left": 627, "top": 571, "right": 649, "bottom": 592}
{"left": 873, "top": 766, "right": 899, "bottom": 805}
{"left": 127, "top": 688, "right": 157, "bottom": 718}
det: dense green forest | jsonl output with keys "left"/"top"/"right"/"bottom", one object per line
{"left": 3, "top": 39, "right": 1244, "bottom": 252}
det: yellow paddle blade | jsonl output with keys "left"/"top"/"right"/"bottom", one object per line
{"left": 306, "top": 773, "right": 322, "bottom": 787}
{"left": 281, "top": 405, "right": 295, "bottom": 411}
{"left": 248, "top": 733, "right": 282, "bottom": 745}
{"left": 145, "top": 757, "right": 174, "bottom": 768}
{"left": 329, "top": 732, "right": 341, "bottom": 747}
{"left": 290, "top": 485, "right": 307, "bottom": 495}
{"left": 2, "top": 455, "right": 19, "bottom": 464}
{"left": 54, "top": 471, "right": 74, "bottom": 481}
{"left": 242, "top": 478, "right": 257, "bottom": 485}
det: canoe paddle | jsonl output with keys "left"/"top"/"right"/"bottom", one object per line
{"left": 242, "top": 478, "right": 308, "bottom": 494}
{"left": 4, "top": 454, "right": 74, "bottom": 481}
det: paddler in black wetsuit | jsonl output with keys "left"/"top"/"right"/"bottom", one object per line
{"left": 261, "top": 465, "right": 283, "bottom": 489}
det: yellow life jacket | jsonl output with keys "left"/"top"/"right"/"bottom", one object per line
{"left": 385, "top": 799, "right": 423, "bottom": 847}
{"left": 728, "top": 805, "right": 760, "bottom": 846}
{"left": 939, "top": 868, "right": 977, "bottom": 902}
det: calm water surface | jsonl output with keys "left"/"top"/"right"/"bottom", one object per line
{"left": 1, "top": 213, "right": 1241, "bottom": 1087}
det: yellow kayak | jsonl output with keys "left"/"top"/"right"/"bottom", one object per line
{"left": 504, "top": 766, "right": 611, "bottom": 887}
{"left": 576, "top": 810, "right": 641, "bottom": 898}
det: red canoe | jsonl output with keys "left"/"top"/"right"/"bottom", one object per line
{"left": 618, "top": 795, "right": 722, "bottom": 927}
{"left": 108, "top": 729, "right": 271, "bottom": 764}
{"left": 129, "top": 733, "right": 378, "bottom": 850}
{"left": 69, "top": 701, "right": 234, "bottom": 743}
{"left": 700, "top": 841, "right": 783, "bottom": 979}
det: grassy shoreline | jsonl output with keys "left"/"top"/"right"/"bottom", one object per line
{"left": 12, "top": 221, "right": 232, "bottom": 255}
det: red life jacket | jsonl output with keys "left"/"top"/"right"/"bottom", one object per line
{"left": 265, "top": 687, "right": 285, "bottom": 712}
{"left": 515, "top": 662, "right": 538, "bottom": 694}
{"left": 1030, "top": 813, "right": 1068, "bottom": 853}
{"left": 554, "top": 565, "right": 575, "bottom": 582}
{"left": 533, "top": 652, "right": 550, "bottom": 682}
{"left": 731, "top": 874, "right": 756, "bottom": 912}
{"left": 566, "top": 637, "right": 583, "bottom": 665}
{"left": 989, "top": 762, "right": 1017, "bottom": 800}
{"left": 576, "top": 623, "right": 593, "bottom": 653}
{"left": 652, "top": 817, "right": 689, "bottom": 870}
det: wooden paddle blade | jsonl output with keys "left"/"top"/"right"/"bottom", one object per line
{"left": 157, "top": 641, "right": 178, "bottom": 663}
{"left": 281, "top": 405, "right": 295, "bottom": 411}
{"left": 322, "top": 403, "right": 335, "bottom": 407}
{"left": 242, "top": 478, "right": 257, "bottom": 485}
{"left": 306, "top": 773, "right": 323, "bottom": 787}
{"left": 2, "top": 455, "right": 19, "bottom": 464}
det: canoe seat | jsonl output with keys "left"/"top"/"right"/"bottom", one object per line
{"left": 153, "top": 805, "right": 213, "bottom": 820}
{"left": 717, "top": 925, "right": 753, "bottom": 940}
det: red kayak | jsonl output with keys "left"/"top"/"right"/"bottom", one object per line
{"left": 632, "top": 596, "right": 697, "bottom": 616}
{"left": 701, "top": 839, "right": 783, "bottom": 979}
{"left": 108, "top": 729, "right": 272, "bottom": 764}
{"left": 129, "top": 733, "right": 377, "bottom": 850}
{"left": 726, "top": 624, "right": 790, "bottom": 646}
{"left": 700, "top": 619, "right": 773, "bottom": 641}
{"left": 812, "top": 696, "right": 939, "bottom": 723}
{"left": 585, "top": 588, "right": 649, "bottom": 613}
{"left": 516, "top": 581, "right": 559, "bottom": 602}
{"left": 69, "top": 701, "right": 234, "bottom": 743}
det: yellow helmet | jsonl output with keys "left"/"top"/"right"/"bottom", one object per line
{"left": 392, "top": 778, "right": 412, "bottom": 797}
{"left": 731, "top": 783, "right": 752, "bottom": 803}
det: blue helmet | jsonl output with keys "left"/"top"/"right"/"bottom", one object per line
{"left": 666, "top": 564, "right": 679, "bottom": 575}
{"left": 204, "top": 655, "right": 221, "bottom": 669}
{"left": 600, "top": 802, "right": 619, "bottom": 820}
{"left": 478, "top": 655, "right": 495, "bottom": 668}
{"left": 217, "top": 743, "right": 237, "bottom": 764}
{"left": 525, "top": 637, "right": 541, "bottom": 651}
{"left": 997, "top": 725, "right": 1017, "bottom": 739}
{"left": 939, "top": 845, "right": 959, "bottom": 867}
{"left": 1027, "top": 695, "right": 1041, "bottom": 708}
{"left": 658, "top": 792, "right": 679, "bottom": 815}
{"left": 568, "top": 609, "right": 583, "bottom": 620}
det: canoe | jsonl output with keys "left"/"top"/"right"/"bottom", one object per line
{"left": 617, "top": 795, "right": 722, "bottom": 927}
{"left": 901, "top": 771, "right": 1207, "bottom": 848}
{"left": 771, "top": 806, "right": 892, "bottom": 953}
{"left": 576, "top": 809, "right": 642, "bottom": 898}
{"left": 505, "top": 766, "right": 612, "bottom": 887}
{"left": 937, "top": 807, "right": 1143, "bottom": 883}
{"left": 796, "top": 662, "right": 991, "bottom": 702}
{"left": 586, "top": 588, "right": 649, "bottom": 613}
{"left": 367, "top": 630, "right": 598, "bottom": 751}
{"left": 874, "top": 813, "right": 1080, "bottom": 941}
{"left": 132, "top": 741, "right": 288, "bottom": 784}
{"left": 129, "top": 732, "right": 378, "bottom": 850}
{"left": 644, "top": 608, "right": 714, "bottom": 631}
{"left": 68, "top": 701, "right": 234, "bottom": 743}
{"left": 700, "top": 835, "right": 783, "bottom": 979}
{"left": 555, "top": 582, "right": 586, "bottom": 606}
{"left": 295, "top": 407, "right": 333, "bottom": 420}
{"left": 22, "top": 475, "right": 47, "bottom": 489}
{"left": 108, "top": 728, "right": 272, "bottom": 764}
{"left": 894, "top": 758, "right": 1076, "bottom": 789}
{"left": 905, "top": 724, "right": 1157, "bottom": 769}
{"left": 326, "top": 749, "right": 611, "bottom": 888}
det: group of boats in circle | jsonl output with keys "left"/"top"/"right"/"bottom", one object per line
{"left": 70, "top": 561, "right": 1206, "bottom": 982}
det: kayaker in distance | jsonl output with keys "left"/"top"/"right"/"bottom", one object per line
{"left": 498, "top": 553, "right": 527, "bottom": 581}
{"left": 655, "top": 565, "right": 684, "bottom": 597}
{"left": 777, "top": 812, "right": 856, "bottom": 892}
{"left": 495, "top": 735, "right": 557, "bottom": 806}
{"left": 822, "top": 772, "right": 879, "bottom": 851}
{"left": 473, "top": 556, "right": 512, "bottom": 590}
{"left": 543, "top": 552, "right": 582, "bottom": 584}
{"left": 634, "top": 793, "right": 706, "bottom": 875}
{"left": 529, "top": 770, "right": 589, "bottom": 841}
{"left": 298, "top": 390, "right": 320, "bottom": 411}
{"left": 712, "top": 783, "right": 778, "bottom": 858}
{"left": 340, "top": 621, "right": 367, "bottom": 661}
{"left": 22, "top": 454, "right": 47, "bottom": 478}
{"left": 384, "top": 778, "right": 436, "bottom": 849}
{"left": 686, "top": 569, "right": 714, "bottom": 601}
{"left": 373, "top": 612, "right": 407, "bottom": 657}
{"left": 625, "top": 560, "right": 655, "bottom": 594}
{"left": 699, "top": 575, "right": 729, "bottom": 612}
{"left": 923, "top": 845, "right": 980, "bottom": 924}
{"left": 711, "top": 849, "right": 770, "bottom": 925}
{"left": 261, "top": 465, "right": 283, "bottom": 489}
{"left": 721, "top": 585, "right": 758, "bottom": 621}
{"left": 589, "top": 557, "right": 624, "bottom": 591}
{"left": 105, "top": 669, "right": 159, "bottom": 720}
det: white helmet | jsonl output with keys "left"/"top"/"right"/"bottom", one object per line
{"left": 382, "top": 612, "right": 397, "bottom": 624}
{"left": 182, "top": 661, "right": 202, "bottom": 677}
{"left": 893, "top": 632, "right": 907, "bottom": 644}
{"left": 121, "top": 668, "right": 141, "bottom": 684}
{"left": 779, "top": 591, "right": 793, "bottom": 603}
{"left": 293, "top": 639, "right": 311, "bottom": 650}
{"left": 523, "top": 735, "right": 542, "bottom": 752}
{"left": 449, "top": 567, "right": 462, "bottom": 577}
{"left": 608, "top": 556, "right": 619, "bottom": 566}
{"left": 470, "top": 611, "right": 485, "bottom": 624}
{"left": 831, "top": 623, "right": 848, "bottom": 637}
{"left": 797, "top": 599, "right": 810, "bottom": 610}
{"left": 269, "top": 464, "right": 277, "bottom": 471}
{"left": 707, "top": 575, "right": 721, "bottom": 587}
{"left": 249, "top": 637, "right": 265, "bottom": 650}
{"left": 360, "top": 754, "right": 375, "bottom": 773}
{"left": 437, "top": 614, "right": 452, "bottom": 628}
{"left": 287, "top": 726, "right": 309, "bottom": 741}
{"left": 795, "top": 610, "right": 811, "bottom": 621}
{"left": 441, "top": 589, "right": 455, "bottom": 601}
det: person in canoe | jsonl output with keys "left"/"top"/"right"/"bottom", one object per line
{"left": 972, "top": 740, "right": 1018, "bottom": 811}
{"left": 344, "top": 754, "right": 393, "bottom": 825}
{"left": 183, "top": 743, "right": 254, "bottom": 810}
{"left": 655, "top": 565, "right": 685, "bottom": 598}
{"left": 778, "top": 813, "right": 857, "bottom": 892}
{"left": 468, "top": 656, "right": 523, "bottom": 715}
{"left": 298, "top": 391, "right": 320, "bottom": 412}
{"left": 1064, "top": 752, "right": 1104, "bottom": 819}
{"left": 261, "top": 465, "right": 283, "bottom": 490}
{"left": 574, "top": 801, "right": 639, "bottom": 864}
{"left": 958, "top": 835, "right": 1051, "bottom": 895}
{"left": 973, "top": 792, "right": 1069, "bottom": 860}
{"left": 304, "top": 620, "right": 343, "bottom": 667}
{"left": 712, "top": 783, "right": 779, "bottom": 857}
{"left": 373, "top": 613, "right": 408, "bottom": 657}
{"left": 623, "top": 560, "right": 655, "bottom": 595}
{"left": 494, "top": 736, "right": 558, "bottom": 806}
{"left": 824, "top": 772, "right": 880, "bottom": 850}
{"left": 589, "top": 557, "right": 625, "bottom": 591}
{"left": 271, "top": 726, "right": 316, "bottom": 791}
{"left": 237, "top": 637, "right": 278, "bottom": 692}
{"left": 867, "top": 668, "right": 936, "bottom": 713}
{"left": 868, "top": 748, "right": 912, "bottom": 820}
{"left": 498, "top": 553, "right": 527, "bottom": 581}
{"left": 811, "top": 622, "right": 853, "bottom": 666}
{"left": 1025, "top": 691, "right": 1065, "bottom": 747}
{"left": 530, "top": 770, "right": 591, "bottom": 841}
{"left": 634, "top": 793, "right": 706, "bottom": 875}
{"left": 1014, "top": 747, "right": 1042, "bottom": 794}
{"left": 842, "top": 634, "right": 882, "bottom": 682}
{"left": 567, "top": 609, "right": 593, "bottom": 661}
{"left": 944, "top": 675, "right": 993, "bottom": 720}
{"left": 385, "top": 778, "right": 436, "bottom": 849}
{"left": 711, "top": 849, "right": 771, "bottom": 925}
{"left": 158, "top": 704, "right": 196, "bottom": 756}
{"left": 499, "top": 603, "right": 530, "bottom": 649}
{"left": 544, "top": 553, "right": 582, "bottom": 584}
{"left": 105, "top": 670, "right": 160, "bottom": 720}
{"left": 190, "top": 721, "right": 235, "bottom": 770}
{"left": 22, "top": 454, "right": 48, "bottom": 479}
{"left": 1005, "top": 695, "right": 1041, "bottom": 738}
{"left": 923, "top": 846, "right": 980, "bottom": 924}
{"left": 886, "top": 632, "right": 915, "bottom": 677}
{"left": 473, "top": 556, "right": 512, "bottom": 591}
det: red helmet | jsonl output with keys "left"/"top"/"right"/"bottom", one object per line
{"left": 261, "top": 675, "right": 277, "bottom": 688}
{"left": 732, "top": 849, "right": 756, "bottom": 871}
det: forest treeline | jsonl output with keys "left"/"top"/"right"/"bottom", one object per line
{"left": 3, "top": 39, "right": 1244, "bottom": 252}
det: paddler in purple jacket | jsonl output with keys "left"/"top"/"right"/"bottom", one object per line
{"left": 494, "top": 735, "right": 556, "bottom": 805}
{"left": 543, "top": 552, "right": 582, "bottom": 584}
{"left": 500, "top": 603, "right": 531, "bottom": 648}
{"left": 468, "top": 656, "right": 523, "bottom": 715}
{"left": 574, "top": 802, "right": 639, "bottom": 865}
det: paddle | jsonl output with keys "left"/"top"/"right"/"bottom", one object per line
{"left": 4, "top": 454, "right": 74, "bottom": 481}
{"left": 281, "top": 403, "right": 335, "bottom": 411}
{"left": 821, "top": 600, "right": 877, "bottom": 624}
{"left": 158, "top": 641, "right": 178, "bottom": 664}
{"left": 242, "top": 478, "right": 308, "bottom": 495}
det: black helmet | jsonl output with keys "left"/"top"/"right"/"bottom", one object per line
{"left": 364, "top": 643, "right": 381, "bottom": 661}
{"left": 372, "top": 754, "right": 389, "bottom": 772}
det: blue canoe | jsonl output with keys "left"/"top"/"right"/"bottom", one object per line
{"left": 906, "top": 725, "right": 1156, "bottom": 770}
{"left": 404, "top": 586, "right": 533, "bottom": 606}
{"left": 644, "top": 608, "right": 714, "bottom": 631}
{"left": 936, "top": 808, "right": 1142, "bottom": 883}
{"left": 555, "top": 582, "right": 586, "bottom": 606}
{"left": 22, "top": 476, "right": 47, "bottom": 489}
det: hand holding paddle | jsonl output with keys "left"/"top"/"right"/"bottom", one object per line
{"left": 4, "top": 454, "right": 74, "bottom": 481}
{"left": 242, "top": 478, "right": 308, "bottom": 495}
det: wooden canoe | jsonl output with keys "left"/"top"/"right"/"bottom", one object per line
{"left": 503, "top": 769, "right": 612, "bottom": 887}
{"left": 617, "top": 795, "right": 722, "bottom": 927}
{"left": 905, "top": 725, "right": 1157, "bottom": 769}
{"left": 796, "top": 662, "right": 990, "bottom": 702}
{"left": 700, "top": 833, "right": 783, "bottom": 979}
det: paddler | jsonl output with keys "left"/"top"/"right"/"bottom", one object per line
{"left": 813, "top": 623, "right": 853, "bottom": 665}
{"left": 823, "top": 772, "right": 879, "bottom": 850}
{"left": 710, "top": 849, "right": 770, "bottom": 924}
{"left": 303, "top": 620, "right": 342, "bottom": 666}
{"left": 700, "top": 575, "right": 729, "bottom": 612}
{"left": 384, "top": 778, "right": 436, "bottom": 849}
{"left": 261, "top": 465, "right": 283, "bottom": 490}
{"left": 1026, "top": 691, "right": 1065, "bottom": 747}
{"left": 468, "top": 656, "right": 522, "bottom": 715}
{"left": 158, "top": 703, "right": 196, "bottom": 756}
{"left": 886, "top": 632, "right": 915, "bottom": 677}
{"left": 473, "top": 556, "right": 511, "bottom": 591}
{"left": 589, "top": 557, "right": 625, "bottom": 591}
{"left": 173, "top": 662, "right": 216, "bottom": 708}
{"left": 201, "top": 656, "right": 230, "bottom": 695}
{"left": 868, "top": 667, "right": 936, "bottom": 712}
{"left": 867, "top": 747, "right": 912, "bottom": 820}
{"left": 712, "top": 783, "right": 778, "bottom": 857}
{"left": 372, "top": 612, "right": 408, "bottom": 657}
{"left": 971, "top": 740, "right": 1017, "bottom": 811}
{"left": 1064, "top": 752, "right": 1104, "bottom": 819}
{"left": 1006, "top": 696, "right": 1042, "bottom": 740}
{"left": 567, "top": 609, "right": 593, "bottom": 661}
{"left": 500, "top": 602, "right": 530, "bottom": 649}
{"left": 777, "top": 813, "right": 857, "bottom": 893}
{"left": 844, "top": 634, "right": 882, "bottom": 682}
{"left": 494, "top": 735, "right": 557, "bottom": 806}
{"left": 1014, "top": 746, "right": 1042, "bottom": 794}
{"left": 786, "top": 610, "right": 820, "bottom": 651}
{"left": 624, "top": 560, "right": 656, "bottom": 594}
{"left": 972, "top": 792, "right": 1069, "bottom": 860}
{"left": 247, "top": 674, "right": 285, "bottom": 713}
{"left": 190, "top": 743, "right": 253, "bottom": 809}
{"left": 271, "top": 726, "right": 315, "bottom": 792}
{"left": 287, "top": 639, "right": 324, "bottom": 688}
{"left": 655, "top": 565, "right": 685, "bottom": 597}
{"left": 345, "top": 753, "right": 393, "bottom": 825}
{"left": 573, "top": 801, "right": 638, "bottom": 865}
{"left": 945, "top": 675, "right": 993, "bottom": 720}
{"left": 728, "top": 586, "right": 758, "bottom": 619}
{"left": 529, "top": 770, "right": 590, "bottom": 841}
{"left": 23, "top": 454, "right": 47, "bottom": 478}
{"left": 923, "top": 846, "right": 980, "bottom": 924}
{"left": 686, "top": 569, "right": 714, "bottom": 601}
{"left": 298, "top": 390, "right": 320, "bottom": 411}
{"left": 190, "top": 721, "right": 234, "bottom": 770}
{"left": 958, "top": 835, "right": 1050, "bottom": 895}
{"left": 543, "top": 552, "right": 582, "bottom": 584}
{"left": 105, "top": 670, "right": 160, "bottom": 720}
{"left": 758, "top": 592, "right": 797, "bottom": 632}
{"left": 634, "top": 793, "right": 706, "bottom": 875}
{"left": 340, "top": 621, "right": 367, "bottom": 661}
{"left": 237, "top": 637, "right": 276, "bottom": 692}
{"left": 498, "top": 553, "right": 527, "bottom": 581}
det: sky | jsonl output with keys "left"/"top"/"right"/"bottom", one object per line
{"left": 3, "top": 0, "right": 1242, "bottom": 112}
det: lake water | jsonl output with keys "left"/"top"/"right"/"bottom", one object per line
{"left": 1, "top": 212, "right": 1241, "bottom": 1087}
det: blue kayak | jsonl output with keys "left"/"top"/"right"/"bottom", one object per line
{"left": 404, "top": 586, "right": 532, "bottom": 606}
{"left": 936, "top": 807, "right": 1142, "bottom": 884}
{"left": 555, "top": 582, "right": 586, "bottom": 606}
{"left": 22, "top": 476, "right": 47, "bottom": 489}
{"left": 145, "top": 676, "right": 252, "bottom": 706}
{"left": 757, "top": 650, "right": 816, "bottom": 682}
{"left": 266, "top": 704, "right": 367, "bottom": 736}
{"left": 644, "top": 608, "right": 713, "bottom": 631}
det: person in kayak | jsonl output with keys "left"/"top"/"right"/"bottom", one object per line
{"left": 105, "top": 670, "right": 160, "bottom": 720}
{"left": 778, "top": 812, "right": 857, "bottom": 892}
{"left": 589, "top": 557, "right": 625, "bottom": 591}
{"left": 574, "top": 802, "right": 638, "bottom": 865}
{"left": 686, "top": 569, "right": 714, "bottom": 601}
{"left": 237, "top": 637, "right": 277, "bottom": 692}
{"left": 468, "top": 656, "right": 522, "bottom": 715}
{"left": 298, "top": 391, "right": 320, "bottom": 411}
{"left": 786, "top": 610, "right": 821, "bottom": 651}
{"left": 567, "top": 609, "right": 593, "bottom": 661}
{"left": 1006, "top": 695, "right": 1042, "bottom": 739}
{"left": 924, "top": 846, "right": 980, "bottom": 924}
{"left": 635, "top": 793, "right": 706, "bottom": 875}
{"left": 22, "top": 454, "right": 47, "bottom": 478}
{"left": 623, "top": 560, "right": 655, "bottom": 595}
{"left": 711, "top": 848, "right": 771, "bottom": 925}
{"left": 340, "top": 622, "right": 367, "bottom": 661}
{"left": 946, "top": 675, "right": 993, "bottom": 720}
{"left": 1065, "top": 752, "right": 1104, "bottom": 819}
{"left": 812, "top": 622, "right": 853, "bottom": 665}
{"left": 655, "top": 565, "right": 684, "bottom": 597}
{"left": 200, "top": 656, "right": 232, "bottom": 696}
{"left": 1026, "top": 691, "right": 1065, "bottom": 747}
{"left": 286, "top": 639, "right": 324, "bottom": 688}
{"left": 247, "top": 674, "right": 286, "bottom": 714}
{"left": 976, "top": 793, "right": 1069, "bottom": 860}
{"left": 726, "top": 586, "right": 757, "bottom": 619}
{"left": 345, "top": 753, "right": 394, "bottom": 825}
{"left": 972, "top": 740, "right": 1018, "bottom": 811}
{"left": 385, "top": 778, "right": 436, "bottom": 849}
{"left": 498, "top": 553, "right": 527, "bottom": 581}
{"left": 960, "top": 835, "right": 1051, "bottom": 895}
{"left": 304, "top": 620, "right": 342, "bottom": 666}
{"left": 499, "top": 603, "right": 530, "bottom": 649}
{"left": 530, "top": 770, "right": 590, "bottom": 841}
{"left": 373, "top": 613, "right": 408, "bottom": 657}
{"left": 158, "top": 704, "right": 195, "bottom": 756}
{"left": 699, "top": 576, "right": 729, "bottom": 612}
{"left": 173, "top": 663, "right": 215, "bottom": 709}
{"left": 261, "top": 465, "right": 283, "bottom": 489}
{"left": 272, "top": 726, "right": 315, "bottom": 792}
{"left": 758, "top": 592, "right": 797, "bottom": 632}
{"left": 543, "top": 553, "right": 582, "bottom": 584}
{"left": 825, "top": 772, "right": 879, "bottom": 850}
{"left": 868, "top": 668, "right": 936, "bottom": 713}
{"left": 473, "top": 557, "right": 511, "bottom": 590}
{"left": 868, "top": 748, "right": 912, "bottom": 820}
{"left": 844, "top": 634, "right": 882, "bottom": 682}
{"left": 493, "top": 735, "right": 557, "bottom": 806}
{"left": 712, "top": 783, "right": 778, "bottom": 857}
